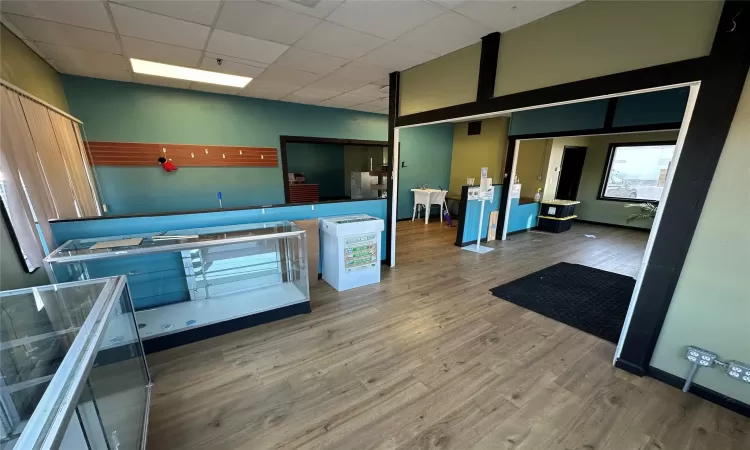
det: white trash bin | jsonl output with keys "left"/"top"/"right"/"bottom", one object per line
{"left": 319, "top": 215, "right": 384, "bottom": 291}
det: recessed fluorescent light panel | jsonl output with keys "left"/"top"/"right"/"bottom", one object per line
{"left": 130, "top": 58, "right": 251, "bottom": 88}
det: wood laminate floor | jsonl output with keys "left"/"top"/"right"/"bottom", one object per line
{"left": 146, "top": 221, "right": 748, "bottom": 450}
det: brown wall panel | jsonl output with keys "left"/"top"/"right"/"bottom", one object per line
{"left": 87, "top": 141, "right": 278, "bottom": 167}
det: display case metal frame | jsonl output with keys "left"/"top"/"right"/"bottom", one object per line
{"left": 3, "top": 276, "right": 152, "bottom": 450}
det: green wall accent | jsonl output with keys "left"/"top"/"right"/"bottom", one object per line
{"left": 0, "top": 24, "right": 67, "bottom": 290}
{"left": 62, "top": 76, "right": 387, "bottom": 214}
{"left": 650, "top": 72, "right": 750, "bottom": 404}
{"left": 397, "top": 124, "right": 455, "bottom": 219}
{"left": 287, "top": 142, "right": 345, "bottom": 199}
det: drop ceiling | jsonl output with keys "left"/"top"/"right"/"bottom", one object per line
{"left": 2, "top": 0, "right": 582, "bottom": 115}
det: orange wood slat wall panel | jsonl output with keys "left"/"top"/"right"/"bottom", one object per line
{"left": 87, "top": 141, "right": 278, "bottom": 167}
{"left": 289, "top": 184, "right": 319, "bottom": 203}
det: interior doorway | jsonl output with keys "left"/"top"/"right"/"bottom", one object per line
{"left": 555, "top": 146, "right": 587, "bottom": 201}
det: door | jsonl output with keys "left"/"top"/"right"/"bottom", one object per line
{"left": 555, "top": 146, "right": 587, "bottom": 200}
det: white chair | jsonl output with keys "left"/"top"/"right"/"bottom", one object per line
{"left": 412, "top": 189, "right": 448, "bottom": 224}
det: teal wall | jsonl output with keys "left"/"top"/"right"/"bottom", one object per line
{"left": 287, "top": 143, "right": 345, "bottom": 199}
{"left": 62, "top": 76, "right": 387, "bottom": 215}
{"left": 397, "top": 123, "right": 455, "bottom": 219}
{"left": 509, "top": 87, "right": 689, "bottom": 136}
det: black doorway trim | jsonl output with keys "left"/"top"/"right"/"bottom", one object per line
{"left": 279, "top": 135, "right": 389, "bottom": 204}
{"left": 385, "top": 71, "right": 401, "bottom": 265}
{"left": 603, "top": 98, "right": 618, "bottom": 128}
{"left": 395, "top": 56, "right": 706, "bottom": 128}
{"left": 618, "top": 0, "right": 750, "bottom": 376}
{"left": 477, "top": 32, "right": 501, "bottom": 101}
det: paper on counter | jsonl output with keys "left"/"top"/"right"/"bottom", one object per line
{"left": 90, "top": 237, "right": 143, "bottom": 250}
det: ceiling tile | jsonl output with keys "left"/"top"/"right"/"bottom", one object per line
{"left": 396, "top": 11, "right": 492, "bottom": 55}
{"left": 1, "top": 0, "right": 114, "bottom": 32}
{"left": 240, "top": 79, "right": 302, "bottom": 100}
{"left": 256, "top": 64, "right": 321, "bottom": 85}
{"left": 204, "top": 53, "right": 269, "bottom": 69}
{"left": 282, "top": 94, "right": 323, "bottom": 105}
{"left": 349, "top": 102, "right": 386, "bottom": 112}
{"left": 207, "top": 29, "right": 289, "bottom": 64}
{"left": 359, "top": 97, "right": 389, "bottom": 109}
{"left": 113, "top": 1, "right": 221, "bottom": 26}
{"left": 453, "top": 1, "right": 582, "bottom": 33}
{"left": 216, "top": 1, "right": 320, "bottom": 46}
{"left": 357, "top": 41, "right": 438, "bottom": 71}
{"left": 293, "top": 21, "right": 386, "bottom": 60}
{"left": 326, "top": 0, "right": 443, "bottom": 40}
{"left": 110, "top": 3, "right": 210, "bottom": 50}
{"left": 285, "top": 86, "right": 341, "bottom": 102}
{"left": 4, "top": 14, "right": 120, "bottom": 55}
{"left": 121, "top": 36, "right": 203, "bottom": 67}
{"left": 199, "top": 57, "right": 265, "bottom": 78}
{"left": 430, "top": 0, "right": 466, "bottom": 10}
{"left": 318, "top": 92, "right": 373, "bottom": 108}
{"left": 261, "top": 0, "right": 344, "bottom": 19}
{"left": 38, "top": 43, "right": 132, "bottom": 81}
{"left": 273, "top": 47, "right": 347, "bottom": 75}
{"left": 305, "top": 74, "right": 368, "bottom": 92}
{"left": 189, "top": 83, "right": 242, "bottom": 96}
{"left": 133, "top": 73, "right": 191, "bottom": 89}
{"left": 349, "top": 84, "right": 388, "bottom": 98}
{"left": 329, "top": 61, "right": 389, "bottom": 83}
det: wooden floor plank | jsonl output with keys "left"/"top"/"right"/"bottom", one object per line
{"left": 146, "top": 221, "right": 747, "bottom": 449}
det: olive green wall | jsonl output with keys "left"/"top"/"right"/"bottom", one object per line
{"left": 399, "top": 43, "right": 480, "bottom": 116}
{"left": 574, "top": 131, "right": 680, "bottom": 229}
{"left": 651, "top": 71, "right": 750, "bottom": 404}
{"left": 515, "top": 139, "right": 550, "bottom": 200}
{"left": 1, "top": 24, "right": 68, "bottom": 111}
{"left": 495, "top": 0, "right": 722, "bottom": 96}
{"left": 448, "top": 117, "right": 508, "bottom": 195}
{"left": 0, "top": 24, "right": 65, "bottom": 290}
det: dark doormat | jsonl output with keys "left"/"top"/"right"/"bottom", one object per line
{"left": 489, "top": 262, "right": 635, "bottom": 343}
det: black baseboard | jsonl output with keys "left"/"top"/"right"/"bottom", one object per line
{"left": 615, "top": 358, "right": 647, "bottom": 377}
{"left": 506, "top": 228, "right": 535, "bottom": 236}
{"left": 647, "top": 366, "right": 750, "bottom": 418}
{"left": 574, "top": 218, "right": 651, "bottom": 232}
{"left": 458, "top": 237, "right": 490, "bottom": 247}
{"left": 142, "top": 302, "right": 311, "bottom": 354}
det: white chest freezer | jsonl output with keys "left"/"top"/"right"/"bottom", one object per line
{"left": 319, "top": 215, "right": 384, "bottom": 291}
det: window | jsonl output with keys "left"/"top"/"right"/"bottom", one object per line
{"left": 599, "top": 142, "right": 677, "bottom": 202}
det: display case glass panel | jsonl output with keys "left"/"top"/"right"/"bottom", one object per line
{"left": 44, "top": 221, "right": 310, "bottom": 341}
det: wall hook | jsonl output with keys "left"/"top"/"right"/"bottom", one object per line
{"left": 222, "top": 153, "right": 226, "bottom": 159}
{"left": 191, "top": 152, "right": 194, "bottom": 158}
{"left": 205, "top": 149, "right": 209, "bottom": 154}
{"left": 239, "top": 150, "right": 243, "bottom": 155}
{"left": 261, "top": 155, "right": 264, "bottom": 160}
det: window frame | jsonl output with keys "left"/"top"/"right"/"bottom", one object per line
{"left": 597, "top": 140, "right": 678, "bottom": 203}
{"left": 0, "top": 196, "right": 38, "bottom": 274}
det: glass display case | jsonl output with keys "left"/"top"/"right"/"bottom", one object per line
{"left": 43, "top": 221, "right": 311, "bottom": 349}
{"left": 0, "top": 276, "right": 150, "bottom": 450}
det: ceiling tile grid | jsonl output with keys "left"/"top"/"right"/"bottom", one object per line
{"left": 2, "top": 0, "right": 584, "bottom": 114}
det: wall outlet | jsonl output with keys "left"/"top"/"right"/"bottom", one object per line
{"left": 685, "top": 346, "right": 717, "bottom": 367}
{"left": 727, "top": 361, "right": 750, "bottom": 383}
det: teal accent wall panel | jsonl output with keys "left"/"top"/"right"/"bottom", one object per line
{"left": 62, "top": 76, "right": 387, "bottom": 214}
{"left": 461, "top": 185, "right": 502, "bottom": 244}
{"left": 509, "top": 100, "right": 608, "bottom": 136}
{"left": 397, "top": 123, "right": 455, "bottom": 219}
{"left": 612, "top": 88, "right": 689, "bottom": 127}
{"left": 507, "top": 199, "right": 540, "bottom": 233}
{"left": 286, "top": 142, "right": 345, "bottom": 198}
{"left": 95, "top": 166, "right": 283, "bottom": 215}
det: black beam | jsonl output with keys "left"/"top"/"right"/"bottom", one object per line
{"left": 498, "top": 137, "right": 517, "bottom": 238}
{"left": 385, "top": 71, "right": 400, "bottom": 265}
{"left": 603, "top": 98, "right": 618, "bottom": 128}
{"left": 477, "top": 32, "right": 501, "bottom": 101}
{"left": 396, "top": 56, "right": 706, "bottom": 128}
{"left": 508, "top": 122, "right": 682, "bottom": 141}
{"left": 617, "top": 0, "right": 750, "bottom": 375}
